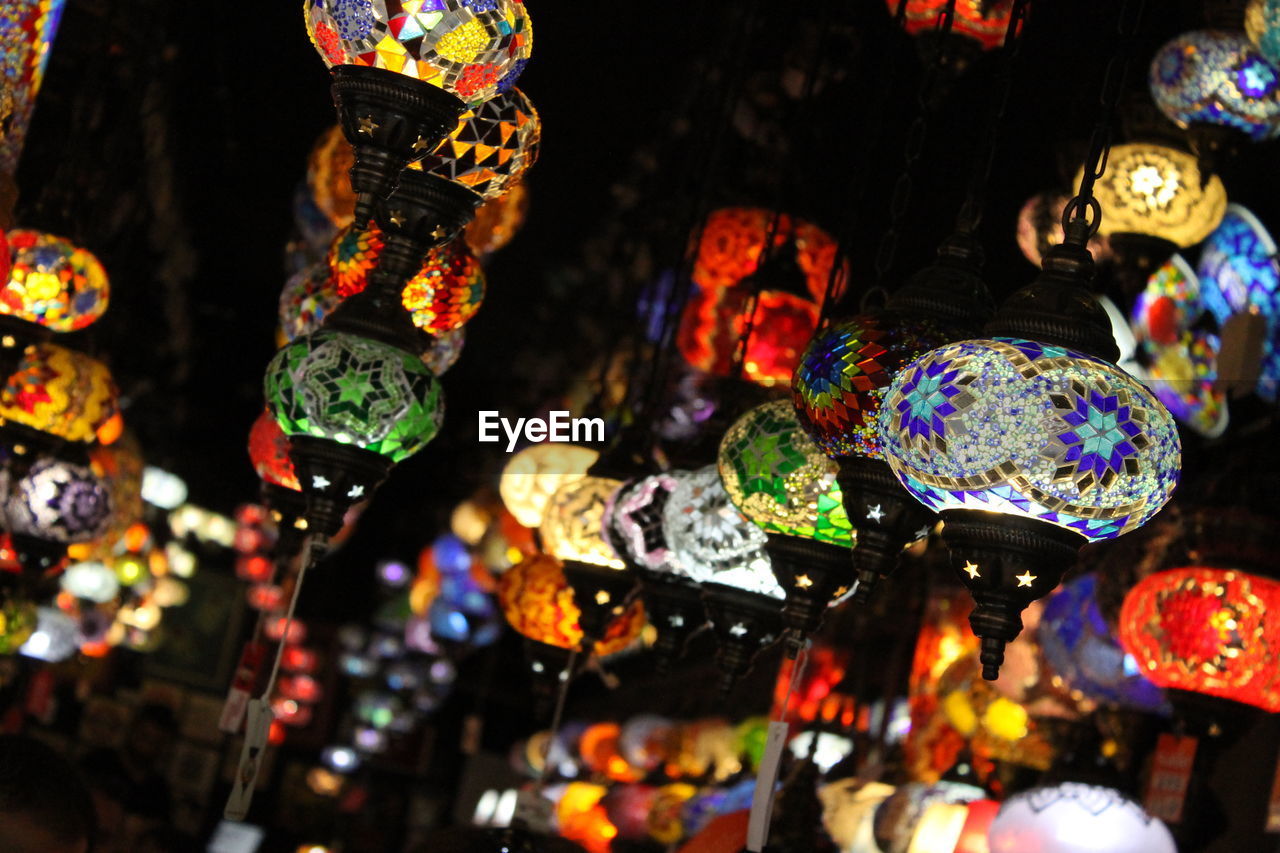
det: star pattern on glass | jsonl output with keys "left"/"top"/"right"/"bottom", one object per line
{"left": 866, "top": 504, "right": 885, "bottom": 522}
{"left": 962, "top": 561, "right": 981, "bottom": 579}
{"left": 1050, "top": 384, "right": 1149, "bottom": 494}
{"left": 893, "top": 356, "right": 975, "bottom": 453}
{"left": 1016, "top": 571, "right": 1037, "bottom": 588}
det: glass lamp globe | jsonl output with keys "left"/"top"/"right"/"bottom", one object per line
{"left": 889, "top": 0, "right": 1015, "bottom": 51}
{"left": 2, "top": 456, "right": 113, "bottom": 544}
{"left": 61, "top": 560, "right": 120, "bottom": 604}
{"left": 499, "top": 444, "right": 599, "bottom": 528}
{"left": 1247, "top": 0, "right": 1280, "bottom": 67}
{"left": 464, "top": 181, "right": 529, "bottom": 257}
{"left": 988, "top": 784, "right": 1175, "bottom": 853}
{"left": 1079, "top": 142, "right": 1226, "bottom": 248}
{"left": 677, "top": 287, "right": 821, "bottom": 387}
{"left": 249, "top": 408, "right": 301, "bottom": 492}
{"left": 304, "top": 0, "right": 532, "bottom": 106}
{"left": 0, "top": 598, "right": 37, "bottom": 656}
{"left": 19, "top": 606, "right": 79, "bottom": 662}
{"left": 1150, "top": 30, "right": 1280, "bottom": 142}
{"left": 307, "top": 125, "right": 356, "bottom": 229}
{"left": 610, "top": 472, "right": 680, "bottom": 573}
{"left": 496, "top": 553, "right": 644, "bottom": 655}
{"left": 0, "top": 343, "right": 119, "bottom": 444}
{"left": 1, "top": 230, "right": 109, "bottom": 332}
{"left": 691, "top": 207, "right": 840, "bottom": 298}
{"left": 279, "top": 263, "right": 342, "bottom": 344}
{"left": 1016, "top": 192, "right": 1112, "bottom": 268}
{"left": 540, "top": 477, "right": 626, "bottom": 570}
{"left": 264, "top": 329, "right": 444, "bottom": 466}
{"left": 408, "top": 87, "right": 541, "bottom": 201}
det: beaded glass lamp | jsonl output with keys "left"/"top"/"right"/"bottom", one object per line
{"left": 1247, "top": 0, "right": 1280, "bottom": 67}
{"left": 2, "top": 455, "right": 113, "bottom": 576}
{"left": 1150, "top": 30, "right": 1280, "bottom": 143}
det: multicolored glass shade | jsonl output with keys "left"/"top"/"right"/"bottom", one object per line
{"left": 1037, "top": 574, "right": 1170, "bottom": 715}
{"left": 1079, "top": 143, "right": 1226, "bottom": 247}
{"left": 888, "top": 0, "right": 1015, "bottom": 51}
{"left": 663, "top": 465, "right": 781, "bottom": 599}
{"left": 0, "top": 0, "right": 67, "bottom": 174}
{"left": 1150, "top": 30, "right": 1280, "bottom": 141}
{"left": 327, "top": 226, "right": 486, "bottom": 333}
{"left": 692, "top": 207, "right": 840, "bottom": 297}
{"left": 0, "top": 343, "right": 118, "bottom": 443}
{"left": 497, "top": 553, "right": 644, "bottom": 654}
{"left": 1119, "top": 567, "right": 1280, "bottom": 713}
{"left": 718, "top": 400, "right": 854, "bottom": 546}
{"left": 1132, "top": 255, "right": 1202, "bottom": 348}
{"left": 304, "top": 0, "right": 532, "bottom": 106}
{"left": 1, "top": 230, "right": 108, "bottom": 331}
{"left": 540, "top": 476, "right": 626, "bottom": 569}
{"left": 1015, "top": 192, "right": 1112, "bottom": 268}
{"left": 464, "top": 181, "right": 528, "bottom": 256}
{"left": 60, "top": 560, "right": 119, "bottom": 604}
{"left": 1246, "top": 0, "right": 1280, "bottom": 67}
{"left": 2, "top": 456, "right": 113, "bottom": 543}
{"left": 792, "top": 312, "right": 953, "bottom": 460}
{"left": 408, "top": 87, "right": 540, "bottom": 200}
{"left": 878, "top": 338, "right": 1181, "bottom": 542}
{"left": 263, "top": 329, "right": 444, "bottom": 464}
{"left": 677, "top": 287, "right": 820, "bottom": 387}
{"left": 249, "top": 408, "right": 301, "bottom": 492}
{"left": 610, "top": 472, "right": 679, "bottom": 572}
{"left": 499, "top": 443, "right": 599, "bottom": 528}
{"left": 307, "top": 125, "right": 356, "bottom": 229}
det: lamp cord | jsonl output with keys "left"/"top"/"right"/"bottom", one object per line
{"left": 536, "top": 647, "right": 579, "bottom": 789}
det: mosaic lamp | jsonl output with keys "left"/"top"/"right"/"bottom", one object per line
{"left": 793, "top": 232, "right": 993, "bottom": 603}
{"left": 888, "top": 0, "right": 1017, "bottom": 76}
{"left": 608, "top": 471, "right": 706, "bottom": 671}
{"left": 879, "top": 206, "right": 1181, "bottom": 680}
{"left": 1076, "top": 143, "right": 1226, "bottom": 293}
{"left": 499, "top": 443, "right": 599, "bottom": 528}
{"left": 465, "top": 181, "right": 529, "bottom": 257}
{"left": 988, "top": 783, "right": 1175, "bottom": 853}
{"left": 1, "top": 453, "right": 113, "bottom": 576}
{"left": 247, "top": 408, "right": 312, "bottom": 560}
{"left": 540, "top": 476, "right": 641, "bottom": 647}
{"left": 1149, "top": 30, "right": 1280, "bottom": 156}
{"left": 718, "top": 400, "right": 855, "bottom": 653}
{"left": 1247, "top": 0, "right": 1280, "bottom": 68}
{"left": 303, "top": 0, "right": 532, "bottom": 224}
{"left": 662, "top": 463, "right": 784, "bottom": 692}
{"left": 263, "top": 328, "right": 444, "bottom": 539}
{"left": 307, "top": 125, "right": 357, "bottom": 230}
{"left": 0, "top": 342, "right": 119, "bottom": 451}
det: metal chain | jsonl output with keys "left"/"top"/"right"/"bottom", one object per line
{"left": 1062, "top": 0, "right": 1149, "bottom": 242}
{"left": 956, "top": 0, "right": 1032, "bottom": 233}
{"left": 872, "top": 0, "right": 960, "bottom": 288}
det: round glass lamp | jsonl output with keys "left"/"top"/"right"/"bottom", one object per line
{"left": 1, "top": 229, "right": 109, "bottom": 332}
{"left": 497, "top": 553, "right": 644, "bottom": 655}
{"left": 264, "top": 329, "right": 444, "bottom": 535}
{"left": 61, "top": 560, "right": 120, "bottom": 604}
{"left": 2, "top": 455, "right": 113, "bottom": 576}
{"left": 1150, "top": 30, "right": 1280, "bottom": 142}
{"left": 464, "top": 181, "right": 529, "bottom": 257}
{"left": 1247, "top": 0, "right": 1280, "bottom": 67}
{"left": 988, "top": 783, "right": 1175, "bottom": 853}
{"left": 280, "top": 263, "right": 342, "bottom": 344}
{"left": 0, "top": 343, "right": 119, "bottom": 445}
{"left": 499, "top": 443, "right": 599, "bottom": 528}
{"left": 879, "top": 337, "right": 1181, "bottom": 678}
{"left": 691, "top": 207, "right": 840, "bottom": 298}
{"left": 307, "top": 125, "right": 357, "bottom": 229}
{"left": 889, "top": 0, "right": 1015, "bottom": 51}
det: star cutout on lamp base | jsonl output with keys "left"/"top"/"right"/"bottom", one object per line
{"left": 764, "top": 532, "right": 854, "bottom": 657}
{"left": 521, "top": 638, "right": 584, "bottom": 722}
{"left": 940, "top": 509, "right": 1085, "bottom": 680}
{"left": 560, "top": 559, "right": 640, "bottom": 651}
{"left": 261, "top": 482, "right": 310, "bottom": 568}
{"left": 701, "top": 582, "right": 783, "bottom": 695}
{"left": 329, "top": 65, "right": 468, "bottom": 227}
{"left": 287, "top": 435, "right": 388, "bottom": 544}
{"left": 636, "top": 569, "right": 707, "bottom": 674}
{"left": 835, "top": 455, "right": 936, "bottom": 605}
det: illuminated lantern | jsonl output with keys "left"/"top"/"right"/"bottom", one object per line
{"left": 1077, "top": 143, "right": 1225, "bottom": 274}
{"left": 691, "top": 208, "right": 839, "bottom": 296}
{"left": 0, "top": 1, "right": 67, "bottom": 174}
{"left": 0, "top": 343, "right": 118, "bottom": 444}
{"left": 988, "top": 783, "right": 1175, "bottom": 853}
{"left": 879, "top": 337, "right": 1181, "bottom": 677}
{"left": 819, "top": 780, "right": 896, "bottom": 853}
{"left": 954, "top": 799, "right": 999, "bottom": 853}
{"left": 719, "top": 400, "right": 854, "bottom": 648}
{"left": 60, "top": 560, "right": 119, "bottom": 603}
{"left": 1247, "top": 0, "right": 1280, "bottom": 67}
{"left": 2, "top": 456, "right": 113, "bottom": 544}
{"left": 0, "top": 597, "right": 37, "bottom": 655}
{"left": 579, "top": 723, "right": 643, "bottom": 783}
{"left": 499, "top": 443, "right": 599, "bottom": 528}
{"left": 676, "top": 811, "right": 750, "bottom": 853}
{"left": 555, "top": 782, "right": 617, "bottom": 853}
{"left": 0, "top": 233, "right": 9, "bottom": 289}
{"left": 465, "top": 181, "right": 529, "bottom": 256}
{"left": 497, "top": 553, "right": 643, "bottom": 655}
{"left": 1119, "top": 567, "right": 1280, "bottom": 712}
{"left": 409, "top": 87, "right": 541, "bottom": 201}
{"left": 1, "top": 229, "right": 108, "bottom": 332}
{"left": 1150, "top": 30, "right": 1280, "bottom": 143}
{"left": 280, "top": 264, "right": 341, "bottom": 344}
{"left": 678, "top": 287, "right": 820, "bottom": 387}
{"left": 19, "top": 606, "right": 78, "bottom": 662}
{"left": 249, "top": 408, "right": 301, "bottom": 492}
{"left": 307, "top": 125, "right": 356, "bottom": 229}
{"left": 1016, "top": 192, "right": 1112, "bottom": 268}
{"left": 889, "top": 0, "right": 1015, "bottom": 52}
{"left": 1038, "top": 574, "right": 1169, "bottom": 715}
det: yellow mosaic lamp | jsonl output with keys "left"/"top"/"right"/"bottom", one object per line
{"left": 0, "top": 343, "right": 119, "bottom": 445}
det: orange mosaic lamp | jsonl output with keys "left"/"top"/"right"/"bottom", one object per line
{"left": 677, "top": 287, "right": 821, "bottom": 387}
{"left": 1119, "top": 567, "right": 1280, "bottom": 712}
{"left": 0, "top": 343, "right": 118, "bottom": 444}
{"left": 889, "top": 0, "right": 1016, "bottom": 51}
{"left": 691, "top": 207, "right": 840, "bottom": 298}
{"left": 306, "top": 125, "right": 357, "bottom": 229}
{"left": 464, "top": 181, "right": 529, "bottom": 257}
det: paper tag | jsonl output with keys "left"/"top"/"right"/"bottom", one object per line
{"left": 220, "top": 643, "right": 266, "bottom": 734}
{"left": 1143, "top": 733, "right": 1197, "bottom": 824}
{"left": 746, "top": 721, "right": 790, "bottom": 852}
{"left": 513, "top": 788, "right": 554, "bottom": 833}
{"left": 1215, "top": 311, "right": 1266, "bottom": 398}
{"left": 224, "top": 699, "right": 274, "bottom": 821}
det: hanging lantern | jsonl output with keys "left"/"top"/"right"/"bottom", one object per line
{"left": 465, "top": 182, "right": 530, "bottom": 257}
{"left": 0, "top": 1, "right": 68, "bottom": 174}
{"left": 718, "top": 400, "right": 853, "bottom": 649}
{"left": 0, "top": 597, "right": 37, "bottom": 655}
{"left": 303, "top": 0, "right": 532, "bottom": 223}
{"left": 0, "top": 230, "right": 108, "bottom": 333}
{"left": 2, "top": 455, "right": 113, "bottom": 576}
{"left": 60, "top": 560, "right": 119, "bottom": 604}
{"left": 409, "top": 87, "right": 541, "bottom": 201}
{"left": 889, "top": 0, "right": 1015, "bottom": 52}
{"left": 307, "top": 125, "right": 357, "bottom": 229}
{"left": 497, "top": 553, "right": 644, "bottom": 655}
{"left": 1037, "top": 574, "right": 1170, "bottom": 715}
{"left": 1079, "top": 143, "right": 1226, "bottom": 281}
{"left": 249, "top": 408, "right": 301, "bottom": 493}
{"left": 1016, "top": 192, "right": 1112, "bottom": 268}
{"left": 19, "top": 606, "right": 79, "bottom": 662}
{"left": 1118, "top": 567, "right": 1280, "bottom": 712}
{"left": 988, "top": 783, "right": 1175, "bottom": 853}
{"left": 263, "top": 329, "right": 444, "bottom": 536}
{"left": 677, "top": 287, "right": 821, "bottom": 386}
{"left": 279, "top": 264, "right": 342, "bottom": 344}
{"left": 1149, "top": 30, "right": 1280, "bottom": 146}
{"left": 1246, "top": 0, "right": 1280, "bottom": 67}
{"left": 499, "top": 443, "right": 599, "bottom": 528}
{"left": 0, "top": 343, "right": 118, "bottom": 446}
{"left": 690, "top": 208, "right": 839, "bottom": 296}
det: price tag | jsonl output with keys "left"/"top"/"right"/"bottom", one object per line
{"left": 1215, "top": 311, "right": 1266, "bottom": 398}
{"left": 224, "top": 699, "right": 274, "bottom": 821}
{"left": 219, "top": 642, "right": 266, "bottom": 734}
{"left": 746, "top": 721, "right": 790, "bottom": 852}
{"left": 1143, "top": 733, "right": 1197, "bottom": 824}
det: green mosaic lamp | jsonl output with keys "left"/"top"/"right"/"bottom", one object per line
{"left": 264, "top": 328, "right": 444, "bottom": 539}
{"left": 717, "top": 399, "right": 854, "bottom": 653}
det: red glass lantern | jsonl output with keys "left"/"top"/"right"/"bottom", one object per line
{"left": 247, "top": 584, "right": 286, "bottom": 612}
{"left": 279, "top": 674, "right": 323, "bottom": 704}
{"left": 692, "top": 208, "right": 839, "bottom": 297}
{"left": 266, "top": 617, "right": 307, "bottom": 644}
{"left": 236, "top": 554, "right": 274, "bottom": 584}
{"left": 1119, "top": 567, "right": 1280, "bottom": 712}
{"left": 677, "top": 287, "right": 820, "bottom": 386}
{"left": 889, "top": 0, "right": 1016, "bottom": 51}
{"left": 282, "top": 645, "right": 318, "bottom": 674}
{"left": 580, "top": 723, "right": 644, "bottom": 783}
{"left": 249, "top": 409, "right": 301, "bottom": 492}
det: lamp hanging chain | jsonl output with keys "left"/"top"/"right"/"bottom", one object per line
{"left": 1062, "top": 0, "right": 1148, "bottom": 244}
{"left": 870, "top": 0, "right": 960, "bottom": 299}
{"left": 956, "top": 0, "right": 1033, "bottom": 234}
